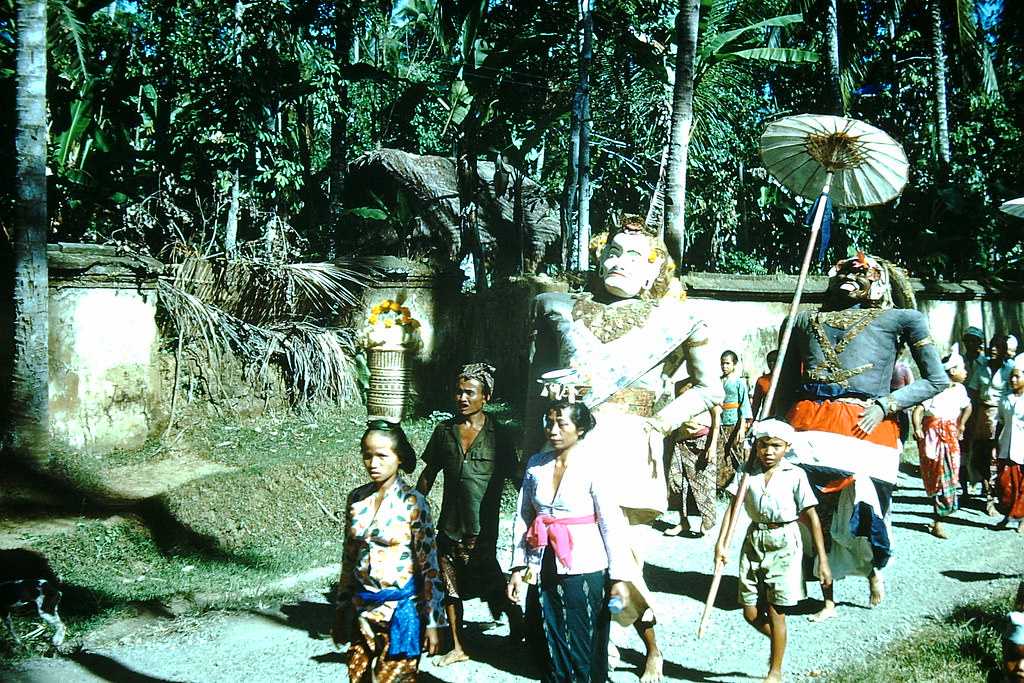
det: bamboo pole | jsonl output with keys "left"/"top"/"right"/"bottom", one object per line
{"left": 697, "top": 171, "right": 834, "bottom": 638}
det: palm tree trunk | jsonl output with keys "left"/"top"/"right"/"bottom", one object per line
{"left": 9, "top": 0, "right": 50, "bottom": 467}
{"left": 330, "top": 0, "right": 356, "bottom": 256}
{"left": 575, "top": 0, "right": 593, "bottom": 270}
{"left": 564, "top": 0, "right": 593, "bottom": 271}
{"left": 663, "top": 0, "right": 700, "bottom": 268}
{"left": 930, "top": 0, "right": 951, "bottom": 181}
{"left": 822, "top": 0, "right": 842, "bottom": 115}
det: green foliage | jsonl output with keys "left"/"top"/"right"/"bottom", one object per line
{"left": 1, "top": 0, "right": 1021, "bottom": 277}
{"left": 820, "top": 588, "right": 1010, "bottom": 683}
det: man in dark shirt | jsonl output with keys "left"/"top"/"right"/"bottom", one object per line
{"left": 417, "top": 363, "right": 522, "bottom": 667}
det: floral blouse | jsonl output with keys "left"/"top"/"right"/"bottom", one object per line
{"left": 337, "top": 477, "right": 446, "bottom": 629}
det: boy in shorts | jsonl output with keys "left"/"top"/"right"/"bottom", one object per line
{"left": 714, "top": 419, "right": 832, "bottom": 683}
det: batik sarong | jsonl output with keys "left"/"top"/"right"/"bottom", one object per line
{"left": 531, "top": 553, "right": 610, "bottom": 683}
{"left": 347, "top": 617, "right": 419, "bottom": 683}
{"left": 715, "top": 422, "right": 746, "bottom": 490}
{"left": 917, "top": 417, "right": 960, "bottom": 517}
{"left": 666, "top": 430, "right": 717, "bottom": 531}
{"left": 436, "top": 534, "right": 508, "bottom": 615}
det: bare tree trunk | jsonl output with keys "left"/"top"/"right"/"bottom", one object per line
{"left": 930, "top": 0, "right": 951, "bottom": 181}
{"left": 225, "top": 0, "right": 246, "bottom": 256}
{"left": 330, "top": 0, "right": 356, "bottom": 256}
{"left": 663, "top": 0, "right": 700, "bottom": 268}
{"left": 224, "top": 168, "right": 241, "bottom": 254}
{"left": 575, "top": 0, "right": 593, "bottom": 271}
{"left": 823, "top": 0, "right": 843, "bottom": 115}
{"left": 8, "top": 0, "right": 50, "bottom": 468}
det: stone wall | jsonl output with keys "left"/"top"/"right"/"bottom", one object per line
{"left": 47, "top": 244, "right": 164, "bottom": 453}
{"left": 359, "top": 264, "right": 1024, "bottom": 408}
{"left": 37, "top": 249, "right": 1023, "bottom": 449}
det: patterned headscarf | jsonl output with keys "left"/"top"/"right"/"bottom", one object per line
{"left": 459, "top": 363, "right": 496, "bottom": 396}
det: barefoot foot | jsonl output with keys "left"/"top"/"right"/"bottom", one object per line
{"left": 640, "top": 650, "right": 664, "bottom": 682}
{"left": 807, "top": 605, "right": 837, "bottom": 623}
{"left": 868, "top": 571, "right": 885, "bottom": 607}
{"left": 764, "top": 669, "right": 783, "bottom": 683}
{"left": 930, "top": 522, "right": 948, "bottom": 539}
{"left": 433, "top": 649, "right": 470, "bottom": 667}
{"left": 662, "top": 524, "right": 684, "bottom": 537}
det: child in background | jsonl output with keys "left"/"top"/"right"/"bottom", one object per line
{"left": 716, "top": 350, "right": 753, "bottom": 489}
{"left": 994, "top": 356, "right": 1024, "bottom": 532}
{"left": 715, "top": 419, "right": 831, "bottom": 683}
{"left": 751, "top": 350, "right": 779, "bottom": 419}
{"left": 912, "top": 345, "right": 972, "bottom": 538}
{"left": 665, "top": 378, "right": 721, "bottom": 537}
{"left": 333, "top": 421, "right": 446, "bottom": 682}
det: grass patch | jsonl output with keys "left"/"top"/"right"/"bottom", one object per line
{"left": 1, "top": 401, "right": 525, "bottom": 662}
{"left": 819, "top": 587, "right": 1011, "bottom": 682}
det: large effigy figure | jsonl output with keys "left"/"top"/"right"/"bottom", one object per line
{"left": 527, "top": 214, "right": 724, "bottom": 681}
{"left": 776, "top": 252, "right": 947, "bottom": 621}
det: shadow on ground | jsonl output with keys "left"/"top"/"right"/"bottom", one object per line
{"left": 643, "top": 566, "right": 740, "bottom": 611}
{"left": 70, "top": 652, "right": 181, "bottom": 683}
{"left": 616, "top": 646, "right": 758, "bottom": 681}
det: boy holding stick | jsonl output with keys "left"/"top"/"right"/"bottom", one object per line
{"left": 714, "top": 419, "right": 832, "bottom": 683}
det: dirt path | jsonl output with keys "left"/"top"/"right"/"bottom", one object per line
{"left": 3, "top": 465, "right": 1022, "bottom": 683}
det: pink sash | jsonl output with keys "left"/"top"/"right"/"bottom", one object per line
{"left": 526, "top": 514, "right": 597, "bottom": 569}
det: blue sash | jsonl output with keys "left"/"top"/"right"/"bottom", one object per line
{"left": 357, "top": 577, "right": 421, "bottom": 659}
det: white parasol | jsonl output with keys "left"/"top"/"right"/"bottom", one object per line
{"left": 1000, "top": 197, "right": 1024, "bottom": 219}
{"left": 698, "top": 115, "right": 910, "bottom": 639}
{"left": 759, "top": 114, "right": 909, "bottom": 207}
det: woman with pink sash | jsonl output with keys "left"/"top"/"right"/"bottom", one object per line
{"left": 508, "top": 400, "right": 632, "bottom": 683}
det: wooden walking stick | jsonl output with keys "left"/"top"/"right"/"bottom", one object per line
{"left": 696, "top": 174, "right": 833, "bottom": 639}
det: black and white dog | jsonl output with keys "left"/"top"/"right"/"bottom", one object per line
{"left": 0, "top": 578, "right": 66, "bottom": 647}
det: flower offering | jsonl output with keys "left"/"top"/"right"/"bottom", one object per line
{"left": 362, "top": 299, "right": 422, "bottom": 350}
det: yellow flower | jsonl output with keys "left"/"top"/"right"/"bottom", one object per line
{"left": 668, "top": 263, "right": 676, "bottom": 270}
{"left": 679, "top": 291, "right": 688, "bottom": 301}
{"left": 369, "top": 314, "right": 378, "bottom": 324}
{"left": 380, "top": 299, "right": 391, "bottom": 308}
{"left": 648, "top": 250, "right": 658, "bottom": 263}
{"left": 390, "top": 302, "right": 401, "bottom": 312}
{"left": 371, "top": 305, "right": 382, "bottom": 315}
{"left": 384, "top": 319, "right": 395, "bottom": 328}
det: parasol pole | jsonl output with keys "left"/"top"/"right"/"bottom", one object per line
{"left": 697, "top": 170, "right": 834, "bottom": 639}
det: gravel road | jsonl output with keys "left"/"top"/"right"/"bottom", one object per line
{"left": 3, "top": 463, "right": 1022, "bottom": 683}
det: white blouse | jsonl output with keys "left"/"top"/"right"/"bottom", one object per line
{"left": 920, "top": 383, "right": 971, "bottom": 422}
{"left": 510, "top": 445, "right": 632, "bottom": 582}
{"left": 998, "top": 393, "right": 1024, "bottom": 465}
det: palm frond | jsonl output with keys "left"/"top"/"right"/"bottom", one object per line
{"left": 167, "top": 254, "right": 378, "bottom": 327}
{"left": 157, "top": 279, "right": 363, "bottom": 410}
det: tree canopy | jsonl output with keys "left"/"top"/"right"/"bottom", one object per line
{"left": 2, "top": 0, "right": 1022, "bottom": 280}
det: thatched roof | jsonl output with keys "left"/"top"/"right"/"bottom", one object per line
{"left": 348, "top": 148, "right": 562, "bottom": 273}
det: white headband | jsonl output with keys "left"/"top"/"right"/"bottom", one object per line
{"left": 749, "top": 419, "right": 797, "bottom": 444}
{"left": 943, "top": 343, "right": 964, "bottom": 371}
